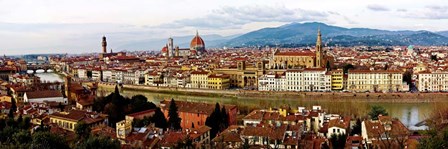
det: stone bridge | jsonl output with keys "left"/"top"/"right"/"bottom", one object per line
{"left": 27, "top": 64, "right": 55, "bottom": 73}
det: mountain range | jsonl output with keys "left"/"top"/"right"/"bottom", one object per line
{"left": 220, "top": 22, "right": 448, "bottom": 47}
{"left": 117, "top": 22, "right": 448, "bottom": 51}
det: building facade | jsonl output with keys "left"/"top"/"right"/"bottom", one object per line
{"left": 286, "top": 68, "right": 331, "bottom": 92}
{"left": 207, "top": 74, "right": 230, "bottom": 90}
{"left": 258, "top": 73, "right": 286, "bottom": 91}
{"left": 191, "top": 71, "right": 209, "bottom": 89}
{"left": 347, "top": 70, "right": 404, "bottom": 92}
{"left": 330, "top": 69, "right": 344, "bottom": 90}
{"left": 160, "top": 100, "right": 238, "bottom": 129}
{"left": 417, "top": 71, "right": 448, "bottom": 92}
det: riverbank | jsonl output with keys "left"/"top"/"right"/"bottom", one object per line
{"left": 98, "top": 83, "right": 448, "bottom": 103}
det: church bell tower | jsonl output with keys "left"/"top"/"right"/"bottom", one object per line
{"left": 315, "top": 29, "right": 323, "bottom": 68}
{"left": 102, "top": 36, "right": 107, "bottom": 53}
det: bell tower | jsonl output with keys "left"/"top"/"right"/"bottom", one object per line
{"left": 315, "top": 29, "right": 323, "bottom": 68}
{"left": 168, "top": 37, "right": 174, "bottom": 57}
{"left": 102, "top": 36, "right": 107, "bottom": 53}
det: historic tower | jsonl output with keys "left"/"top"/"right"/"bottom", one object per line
{"left": 65, "top": 76, "right": 72, "bottom": 102}
{"left": 102, "top": 36, "right": 107, "bottom": 53}
{"left": 315, "top": 29, "right": 323, "bottom": 68}
{"left": 168, "top": 37, "right": 174, "bottom": 57}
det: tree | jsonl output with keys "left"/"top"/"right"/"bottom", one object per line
{"left": 242, "top": 138, "right": 250, "bottom": 149}
{"left": 351, "top": 118, "right": 362, "bottom": 135}
{"left": 343, "top": 64, "right": 355, "bottom": 74}
{"left": 330, "top": 133, "right": 347, "bottom": 149}
{"left": 12, "top": 130, "right": 31, "bottom": 146}
{"left": 132, "top": 116, "right": 151, "bottom": 128}
{"left": 326, "top": 61, "right": 331, "bottom": 71}
{"left": 75, "top": 122, "right": 91, "bottom": 139}
{"left": 221, "top": 106, "right": 229, "bottom": 129}
{"left": 368, "top": 105, "right": 389, "bottom": 120}
{"left": 58, "top": 102, "right": 65, "bottom": 112}
{"left": 418, "top": 107, "right": 448, "bottom": 149}
{"left": 130, "top": 95, "right": 156, "bottom": 113}
{"left": 151, "top": 108, "right": 168, "bottom": 129}
{"left": 18, "top": 116, "right": 31, "bottom": 130}
{"left": 430, "top": 55, "right": 438, "bottom": 61}
{"left": 8, "top": 97, "right": 16, "bottom": 119}
{"left": 17, "top": 114, "right": 23, "bottom": 124}
{"left": 31, "top": 131, "right": 70, "bottom": 149}
{"left": 168, "top": 99, "right": 182, "bottom": 130}
{"left": 418, "top": 127, "right": 448, "bottom": 149}
{"left": 403, "top": 70, "right": 414, "bottom": 91}
{"left": 206, "top": 103, "right": 229, "bottom": 139}
{"left": 75, "top": 136, "right": 120, "bottom": 149}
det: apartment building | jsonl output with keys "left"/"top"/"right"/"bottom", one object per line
{"left": 258, "top": 73, "right": 286, "bottom": 91}
{"left": 347, "top": 70, "right": 404, "bottom": 92}
{"left": 417, "top": 70, "right": 448, "bottom": 92}
{"left": 286, "top": 68, "right": 331, "bottom": 92}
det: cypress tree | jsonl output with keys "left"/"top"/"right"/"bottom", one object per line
{"left": 221, "top": 106, "right": 229, "bottom": 129}
{"left": 206, "top": 103, "right": 224, "bottom": 139}
{"left": 151, "top": 108, "right": 168, "bottom": 129}
{"left": 168, "top": 99, "right": 182, "bottom": 130}
{"left": 8, "top": 97, "right": 17, "bottom": 119}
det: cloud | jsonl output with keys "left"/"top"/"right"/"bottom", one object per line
{"left": 402, "top": 5, "right": 448, "bottom": 20}
{"left": 156, "top": 5, "right": 330, "bottom": 29}
{"left": 367, "top": 4, "right": 390, "bottom": 12}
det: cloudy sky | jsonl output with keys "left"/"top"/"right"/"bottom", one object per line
{"left": 1, "top": 0, "right": 448, "bottom": 55}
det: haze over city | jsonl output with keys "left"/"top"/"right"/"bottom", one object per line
{"left": 1, "top": 0, "right": 448, "bottom": 55}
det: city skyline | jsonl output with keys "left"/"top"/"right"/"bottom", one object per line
{"left": 1, "top": 0, "right": 448, "bottom": 55}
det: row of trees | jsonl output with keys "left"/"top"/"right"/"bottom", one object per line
{"left": 205, "top": 103, "right": 229, "bottom": 139}
{"left": 418, "top": 106, "right": 448, "bottom": 149}
{"left": 93, "top": 86, "right": 159, "bottom": 127}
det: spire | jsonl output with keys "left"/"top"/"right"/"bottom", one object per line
{"left": 316, "top": 27, "right": 322, "bottom": 46}
{"left": 196, "top": 30, "right": 199, "bottom": 36}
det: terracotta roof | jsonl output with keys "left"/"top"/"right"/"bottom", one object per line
{"left": 159, "top": 132, "right": 185, "bottom": 147}
{"left": 50, "top": 110, "right": 107, "bottom": 124}
{"left": 275, "top": 51, "right": 316, "bottom": 57}
{"left": 212, "top": 131, "right": 242, "bottom": 143}
{"left": 191, "top": 71, "right": 209, "bottom": 75}
{"left": 190, "top": 33, "right": 205, "bottom": 49}
{"left": 25, "top": 90, "right": 63, "bottom": 99}
{"left": 328, "top": 118, "right": 349, "bottom": 129}
{"left": 186, "top": 126, "right": 211, "bottom": 140}
{"left": 349, "top": 70, "right": 402, "bottom": 74}
{"left": 127, "top": 109, "right": 156, "bottom": 118}
{"left": 208, "top": 74, "right": 229, "bottom": 79}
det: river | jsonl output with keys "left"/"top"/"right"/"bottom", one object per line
{"left": 35, "top": 72, "right": 440, "bottom": 130}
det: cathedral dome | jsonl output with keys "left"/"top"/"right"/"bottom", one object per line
{"left": 161, "top": 46, "right": 168, "bottom": 53}
{"left": 190, "top": 31, "right": 205, "bottom": 51}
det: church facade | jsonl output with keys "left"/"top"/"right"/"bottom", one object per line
{"left": 269, "top": 29, "right": 328, "bottom": 69}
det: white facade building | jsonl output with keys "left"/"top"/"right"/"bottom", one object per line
{"left": 102, "top": 70, "right": 113, "bottom": 82}
{"left": 258, "top": 73, "right": 286, "bottom": 91}
{"left": 92, "top": 69, "right": 102, "bottom": 81}
{"left": 77, "top": 69, "right": 87, "bottom": 79}
{"left": 24, "top": 90, "right": 67, "bottom": 104}
{"left": 417, "top": 71, "right": 448, "bottom": 92}
{"left": 347, "top": 70, "right": 404, "bottom": 92}
{"left": 286, "top": 68, "right": 331, "bottom": 92}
